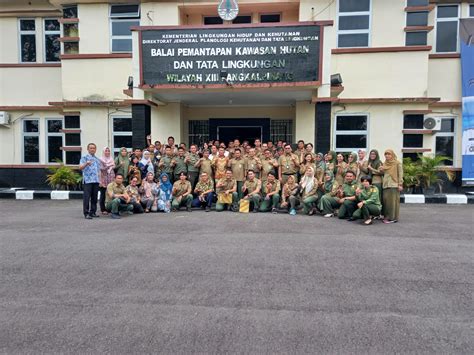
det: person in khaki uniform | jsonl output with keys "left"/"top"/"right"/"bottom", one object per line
{"left": 299, "top": 153, "right": 316, "bottom": 176}
{"left": 105, "top": 174, "right": 133, "bottom": 219}
{"left": 261, "top": 149, "right": 279, "bottom": 182}
{"left": 186, "top": 144, "right": 200, "bottom": 189}
{"left": 241, "top": 170, "right": 262, "bottom": 213}
{"left": 195, "top": 149, "right": 213, "bottom": 179}
{"left": 352, "top": 176, "right": 382, "bottom": 225}
{"left": 280, "top": 175, "right": 299, "bottom": 212}
{"left": 228, "top": 148, "right": 246, "bottom": 201}
{"left": 157, "top": 146, "right": 176, "bottom": 182}
{"left": 367, "top": 149, "right": 383, "bottom": 204}
{"left": 215, "top": 169, "right": 238, "bottom": 212}
{"left": 171, "top": 172, "right": 193, "bottom": 212}
{"left": 357, "top": 149, "right": 369, "bottom": 182}
{"left": 380, "top": 149, "right": 403, "bottom": 224}
{"left": 245, "top": 148, "right": 262, "bottom": 178}
{"left": 259, "top": 172, "right": 281, "bottom": 213}
{"left": 348, "top": 152, "right": 359, "bottom": 180}
{"left": 278, "top": 144, "right": 300, "bottom": 184}
{"left": 334, "top": 153, "right": 348, "bottom": 186}
{"left": 319, "top": 171, "right": 343, "bottom": 217}
{"left": 314, "top": 153, "right": 326, "bottom": 186}
{"left": 288, "top": 167, "right": 319, "bottom": 216}
{"left": 212, "top": 147, "right": 229, "bottom": 183}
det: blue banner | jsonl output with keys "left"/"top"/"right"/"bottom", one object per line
{"left": 460, "top": 19, "right": 474, "bottom": 185}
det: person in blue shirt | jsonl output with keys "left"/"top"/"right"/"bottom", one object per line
{"left": 79, "top": 143, "right": 101, "bottom": 219}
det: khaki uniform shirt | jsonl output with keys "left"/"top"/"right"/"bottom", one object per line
{"left": 245, "top": 157, "right": 261, "bottom": 174}
{"left": 243, "top": 178, "right": 261, "bottom": 195}
{"left": 160, "top": 156, "right": 175, "bottom": 175}
{"left": 278, "top": 153, "right": 299, "bottom": 175}
{"left": 382, "top": 163, "right": 403, "bottom": 189}
{"left": 199, "top": 158, "right": 213, "bottom": 178}
{"left": 262, "top": 179, "right": 281, "bottom": 195}
{"left": 172, "top": 180, "right": 191, "bottom": 197}
{"left": 216, "top": 177, "right": 236, "bottom": 193}
{"left": 229, "top": 158, "right": 245, "bottom": 181}
{"left": 105, "top": 182, "right": 127, "bottom": 204}
{"left": 261, "top": 157, "right": 277, "bottom": 181}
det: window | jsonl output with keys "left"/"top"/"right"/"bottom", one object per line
{"left": 337, "top": 0, "right": 371, "bottom": 48}
{"left": 44, "top": 19, "right": 60, "bottom": 62}
{"left": 46, "top": 119, "right": 64, "bottom": 163}
{"left": 63, "top": 5, "right": 78, "bottom": 19}
{"left": 406, "top": 12, "right": 428, "bottom": 26}
{"left": 406, "top": 32, "right": 427, "bottom": 46}
{"left": 403, "top": 114, "right": 424, "bottom": 129}
{"left": 19, "top": 19, "right": 36, "bottom": 62}
{"left": 435, "top": 117, "right": 455, "bottom": 165}
{"left": 110, "top": 4, "right": 140, "bottom": 53}
{"left": 112, "top": 116, "right": 132, "bottom": 154}
{"left": 470, "top": 5, "right": 474, "bottom": 17}
{"left": 270, "top": 120, "right": 293, "bottom": 144}
{"left": 64, "top": 115, "right": 80, "bottom": 129}
{"left": 188, "top": 120, "right": 209, "bottom": 146}
{"left": 232, "top": 15, "right": 252, "bottom": 24}
{"left": 260, "top": 14, "right": 281, "bottom": 23}
{"left": 203, "top": 16, "right": 223, "bottom": 25}
{"left": 403, "top": 114, "right": 424, "bottom": 159}
{"left": 334, "top": 114, "right": 368, "bottom": 152}
{"left": 407, "top": 0, "right": 428, "bottom": 6}
{"left": 23, "top": 119, "right": 40, "bottom": 163}
{"left": 435, "top": 5, "right": 459, "bottom": 53}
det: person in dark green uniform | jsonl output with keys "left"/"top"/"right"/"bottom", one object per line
{"left": 186, "top": 144, "right": 200, "bottom": 190}
{"left": 337, "top": 170, "right": 359, "bottom": 220}
{"left": 157, "top": 146, "right": 176, "bottom": 182}
{"left": 352, "top": 176, "right": 382, "bottom": 225}
{"left": 173, "top": 147, "right": 188, "bottom": 182}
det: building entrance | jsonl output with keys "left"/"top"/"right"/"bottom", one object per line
{"left": 209, "top": 118, "right": 270, "bottom": 145}
{"left": 218, "top": 126, "right": 262, "bottom": 146}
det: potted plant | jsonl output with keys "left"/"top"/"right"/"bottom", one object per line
{"left": 402, "top": 157, "right": 421, "bottom": 194}
{"left": 416, "top": 154, "right": 453, "bottom": 195}
{"left": 45, "top": 161, "right": 82, "bottom": 191}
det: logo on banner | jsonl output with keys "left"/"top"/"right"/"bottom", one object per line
{"left": 218, "top": 0, "right": 239, "bottom": 21}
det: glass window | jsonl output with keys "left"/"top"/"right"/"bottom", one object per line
{"left": 403, "top": 152, "right": 420, "bottom": 161}
{"left": 406, "top": 12, "right": 428, "bottom": 26}
{"left": 63, "top": 5, "right": 78, "bottom": 19}
{"left": 232, "top": 15, "right": 252, "bottom": 24}
{"left": 23, "top": 119, "right": 40, "bottom": 163}
{"left": 435, "top": 118, "right": 455, "bottom": 164}
{"left": 260, "top": 14, "right": 281, "bottom": 23}
{"left": 110, "top": 4, "right": 140, "bottom": 53}
{"left": 65, "top": 133, "right": 81, "bottom": 146}
{"left": 406, "top": 31, "right": 427, "bottom": 46}
{"left": 270, "top": 120, "right": 293, "bottom": 144}
{"left": 337, "top": 0, "right": 371, "bottom": 48}
{"left": 65, "top": 151, "right": 81, "bottom": 165}
{"left": 203, "top": 16, "right": 223, "bottom": 25}
{"left": 403, "top": 134, "right": 423, "bottom": 148}
{"left": 403, "top": 114, "right": 424, "bottom": 129}
{"left": 470, "top": 5, "right": 474, "bottom": 17}
{"left": 334, "top": 115, "right": 368, "bottom": 152}
{"left": 64, "top": 115, "right": 80, "bottom": 129}
{"left": 436, "top": 5, "right": 459, "bottom": 53}
{"left": 188, "top": 120, "right": 209, "bottom": 146}
{"left": 44, "top": 19, "right": 60, "bottom": 62}
{"left": 46, "top": 119, "right": 64, "bottom": 163}
{"left": 112, "top": 116, "right": 133, "bottom": 154}
{"left": 64, "top": 42, "right": 79, "bottom": 54}
{"left": 19, "top": 19, "right": 36, "bottom": 62}
{"left": 407, "top": 0, "right": 428, "bottom": 6}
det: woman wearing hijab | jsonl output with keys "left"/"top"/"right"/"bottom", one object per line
{"left": 139, "top": 150, "right": 154, "bottom": 180}
{"left": 326, "top": 150, "right": 337, "bottom": 174}
{"left": 127, "top": 155, "right": 142, "bottom": 186}
{"left": 318, "top": 171, "right": 341, "bottom": 217}
{"left": 99, "top": 147, "right": 115, "bottom": 215}
{"left": 334, "top": 153, "right": 348, "bottom": 185}
{"left": 315, "top": 153, "right": 326, "bottom": 185}
{"left": 367, "top": 149, "right": 383, "bottom": 204}
{"left": 114, "top": 147, "right": 130, "bottom": 184}
{"left": 157, "top": 173, "right": 173, "bottom": 213}
{"left": 280, "top": 174, "right": 298, "bottom": 213}
{"left": 297, "top": 166, "right": 320, "bottom": 215}
{"left": 380, "top": 149, "right": 403, "bottom": 224}
{"left": 139, "top": 172, "right": 158, "bottom": 213}
{"left": 348, "top": 152, "right": 359, "bottom": 179}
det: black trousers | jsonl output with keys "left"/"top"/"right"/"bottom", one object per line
{"left": 99, "top": 186, "right": 107, "bottom": 212}
{"left": 83, "top": 183, "right": 99, "bottom": 216}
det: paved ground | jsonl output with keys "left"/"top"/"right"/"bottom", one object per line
{"left": 0, "top": 201, "right": 473, "bottom": 354}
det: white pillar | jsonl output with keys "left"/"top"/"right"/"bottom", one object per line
{"left": 295, "top": 101, "right": 315, "bottom": 144}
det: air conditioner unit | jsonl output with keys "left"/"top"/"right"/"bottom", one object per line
{"left": 0, "top": 111, "right": 11, "bottom": 126}
{"left": 423, "top": 116, "right": 441, "bottom": 131}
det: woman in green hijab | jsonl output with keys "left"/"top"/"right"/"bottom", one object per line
{"left": 114, "top": 147, "right": 131, "bottom": 184}
{"left": 367, "top": 149, "right": 383, "bottom": 204}
{"left": 325, "top": 150, "right": 337, "bottom": 174}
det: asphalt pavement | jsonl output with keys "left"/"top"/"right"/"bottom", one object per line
{"left": 0, "top": 200, "right": 473, "bottom": 353}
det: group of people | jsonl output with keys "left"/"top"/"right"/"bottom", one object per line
{"left": 79, "top": 136, "right": 403, "bottom": 225}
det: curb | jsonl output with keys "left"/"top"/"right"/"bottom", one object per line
{"left": 1, "top": 189, "right": 473, "bottom": 204}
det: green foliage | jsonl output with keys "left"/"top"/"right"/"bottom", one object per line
{"left": 45, "top": 160, "right": 82, "bottom": 190}
{"left": 402, "top": 158, "right": 421, "bottom": 189}
{"left": 403, "top": 154, "right": 454, "bottom": 191}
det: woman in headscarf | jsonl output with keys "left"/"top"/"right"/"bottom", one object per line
{"left": 125, "top": 176, "right": 143, "bottom": 213}
{"left": 297, "top": 166, "right": 320, "bottom": 216}
{"left": 157, "top": 172, "right": 173, "bottom": 213}
{"left": 127, "top": 155, "right": 142, "bottom": 186}
{"left": 348, "top": 152, "right": 359, "bottom": 179}
{"left": 326, "top": 150, "right": 337, "bottom": 174}
{"left": 114, "top": 147, "right": 130, "bottom": 184}
{"left": 99, "top": 147, "right": 115, "bottom": 215}
{"left": 334, "top": 153, "right": 348, "bottom": 185}
{"left": 367, "top": 149, "right": 383, "bottom": 203}
{"left": 280, "top": 174, "right": 298, "bottom": 213}
{"left": 319, "top": 170, "right": 341, "bottom": 217}
{"left": 139, "top": 171, "right": 158, "bottom": 213}
{"left": 380, "top": 149, "right": 403, "bottom": 224}
{"left": 139, "top": 150, "right": 154, "bottom": 180}
{"left": 315, "top": 153, "right": 326, "bottom": 185}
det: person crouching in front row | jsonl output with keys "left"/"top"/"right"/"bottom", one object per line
{"left": 171, "top": 172, "right": 193, "bottom": 212}
{"left": 352, "top": 176, "right": 382, "bottom": 225}
{"left": 192, "top": 172, "right": 215, "bottom": 212}
{"left": 241, "top": 170, "right": 262, "bottom": 213}
{"left": 105, "top": 173, "right": 134, "bottom": 219}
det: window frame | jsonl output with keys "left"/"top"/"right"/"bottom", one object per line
{"left": 470, "top": 5, "right": 474, "bottom": 17}
{"left": 434, "top": 116, "right": 456, "bottom": 166}
{"left": 336, "top": 0, "right": 372, "bottom": 48}
{"left": 259, "top": 13, "right": 282, "bottom": 23}
{"left": 109, "top": 4, "right": 140, "bottom": 53}
{"left": 45, "top": 117, "right": 64, "bottom": 164}
{"left": 435, "top": 4, "right": 460, "bottom": 53}
{"left": 18, "top": 18, "right": 37, "bottom": 63}
{"left": 22, "top": 118, "right": 40, "bottom": 164}
{"left": 43, "top": 18, "right": 61, "bottom": 63}
{"left": 111, "top": 115, "right": 133, "bottom": 155}
{"left": 333, "top": 113, "right": 369, "bottom": 153}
